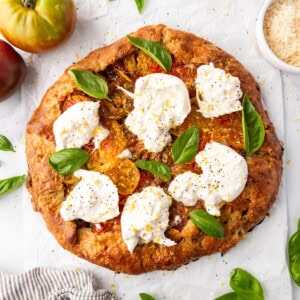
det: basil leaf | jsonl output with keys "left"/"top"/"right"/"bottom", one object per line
{"left": 127, "top": 35, "right": 172, "bottom": 72}
{"left": 49, "top": 148, "right": 89, "bottom": 176}
{"left": 290, "top": 255, "right": 300, "bottom": 287}
{"left": 288, "top": 218, "right": 300, "bottom": 286}
{"left": 190, "top": 209, "right": 225, "bottom": 238}
{"left": 0, "top": 135, "right": 15, "bottom": 152}
{"left": 135, "top": 160, "right": 171, "bottom": 180}
{"left": 230, "top": 268, "right": 264, "bottom": 300}
{"left": 0, "top": 175, "right": 26, "bottom": 196}
{"left": 139, "top": 293, "right": 156, "bottom": 300}
{"left": 242, "top": 95, "right": 265, "bottom": 156}
{"left": 68, "top": 69, "right": 110, "bottom": 100}
{"left": 135, "top": 0, "right": 145, "bottom": 13}
{"left": 171, "top": 125, "right": 200, "bottom": 164}
{"left": 214, "top": 292, "right": 239, "bottom": 300}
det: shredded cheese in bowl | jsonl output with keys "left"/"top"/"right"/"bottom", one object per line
{"left": 263, "top": 0, "right": 300, "bottom": 67}
{"left": 256, "top": 0, "right": 300, "bottom": 74}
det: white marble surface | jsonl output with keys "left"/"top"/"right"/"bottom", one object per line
{"left": 0, "top": 0, "right": 299, "bottom": 299}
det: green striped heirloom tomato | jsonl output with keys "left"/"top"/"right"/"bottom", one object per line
{"left": 0, "top": 0, "right": 77, "bottom": 53}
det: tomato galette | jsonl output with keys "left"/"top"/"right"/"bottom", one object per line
{"left": 26, "top": 24, "right": 283, "bottom": 274}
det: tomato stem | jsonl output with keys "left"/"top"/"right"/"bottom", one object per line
{"left": 22, "top": 0, "right": 36, "bottom": 9}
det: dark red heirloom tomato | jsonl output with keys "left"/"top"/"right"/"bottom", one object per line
{"left": 0, "top": 40, "right": 27, "bottom": 100}
{"left": 0, "top": 0, "right": 77, "bottom": 53}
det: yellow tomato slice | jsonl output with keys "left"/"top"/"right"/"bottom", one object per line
{"left": 87, "top": 120, "right": 127, "bottom": 173}
{"left": 106, "top": 159, "right": 140, "bottom": 195}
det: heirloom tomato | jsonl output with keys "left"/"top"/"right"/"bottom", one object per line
{"left": 0, "top": 0, "right": 77, "bottom": 53}
{"left": 0, "top": 40, "right": 26, "bottom": 100}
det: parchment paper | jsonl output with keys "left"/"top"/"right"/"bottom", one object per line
{"left": 0, "top": 0, "right": 292, "bottom": 299}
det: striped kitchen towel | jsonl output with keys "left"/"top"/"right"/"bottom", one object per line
{"left": 0, "top": 267, "right": 117, "bottom": 300}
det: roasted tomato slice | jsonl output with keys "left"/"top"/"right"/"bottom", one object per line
{"left": 87, "top": 120, "right": 127, "bottom": 173}
{"left": 106, "top": 159, "right": 140, "bottom": 195}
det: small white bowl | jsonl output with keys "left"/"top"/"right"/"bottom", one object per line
{"left": 256, "top": 0, "right": 300, "bottom": 74}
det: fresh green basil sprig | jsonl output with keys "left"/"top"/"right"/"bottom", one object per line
{"left": 288, "top": 218, "right": 300, "bottom": 286}
{"left": 49, "top": 148, "right": 89, "bottom": 176}
{"left": 214, "top": 268, "right": 264, "bottom": 300}
{"left": 242, "top": 95, "right": 265, "bottom": 156}
{"left": 68, "top": 69, "right": 111, "bottom": 101}
{"left": 0, "top": 138, "right": 25, "bottom": 196}
{"left": 171, "top": 125, "right": 200, "bottom": 164}
{"left": 135, "top": 0, "right": 145, "bottom": 13}
{"left": 127, "top": 35, "right": 172, "bottom": 72}
{"left": 135, "top": 160, "right": 171, "bottom": 180}
{"left": 0, "top": 135, "right": 15, "bottom": 152}
{"left": 139, "top": 293, "right": 156, "bottom": 300}
{"left": 190, "top": 209, "right": 225, "bottom": 238}
{"left": 0, "top": 175, "right": 26, "bottom": 196}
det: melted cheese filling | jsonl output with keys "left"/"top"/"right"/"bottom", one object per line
{"left": 195, "top": 63, "right": 243, "bottom": 118}
{"left": 121, "top": 186, "right": 176, "bottom": 253}
{"left": 168, "top": 142, "right": 248, "bottom": 216}
{"left": 125, "top": 73, "right": 191, "bottom": 153}
{"left": 53, "top": 101, "right": 109, "bottom": 151}
{"left": 60, "top": 169, "right": 119, "bottom": 223}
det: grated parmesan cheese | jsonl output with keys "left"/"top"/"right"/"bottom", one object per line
{"left": 263, "top": 0, "right": 300, "bottom": 67}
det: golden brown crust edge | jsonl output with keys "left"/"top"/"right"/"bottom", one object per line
{"left": 26, "top": 24, "right": 283, "bottom": 274}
